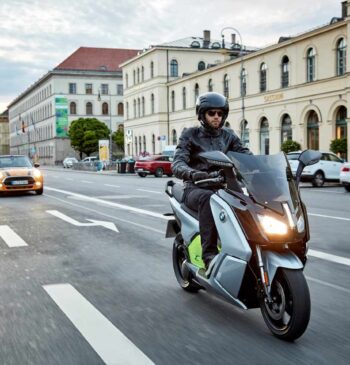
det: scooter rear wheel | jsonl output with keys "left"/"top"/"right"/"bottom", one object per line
{"left": 260, "top": 268, "right": 310, "bottom": 341}
{"left": 172, "top": 234, "right": 201, "bottom": 292}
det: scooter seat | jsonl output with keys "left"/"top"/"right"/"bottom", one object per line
{"left": 181, "top": 204, "right": 199, "bottom": 220}
{"left": 172, "top": 183, "right": 184, "bottom": 202}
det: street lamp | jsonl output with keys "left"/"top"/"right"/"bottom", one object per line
{"left": 98, "top": 89, "right": 113, "bottom": 162}
{"left": 221, "top": 27, "right": 247, "bottom": 146}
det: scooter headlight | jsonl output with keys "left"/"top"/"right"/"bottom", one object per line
{"left": 296, "top": 214, "right": 305, "bottom": 233}
{"left": 258, "top": 214, "right": 288, "bottom": 235}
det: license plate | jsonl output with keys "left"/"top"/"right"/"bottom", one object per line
{"left": 11, "top": 180, "right": 28, "bottom": 185}
{"left": 136, "top": 169, "right": 143, "bottom": 171}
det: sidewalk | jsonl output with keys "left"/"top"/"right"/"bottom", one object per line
{"left": 40, "top": 166, "right": 135, "bottom": 177}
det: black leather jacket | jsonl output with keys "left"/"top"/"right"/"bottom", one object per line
{"left": 172, "top": 126, "right": 252, "bottom": 181}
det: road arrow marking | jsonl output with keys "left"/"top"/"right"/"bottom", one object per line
{"left": 46, "top": 210, "right": 119, "bottom": 233}
{"left": 0, "top": 225, "right": 28, "bottom": 247}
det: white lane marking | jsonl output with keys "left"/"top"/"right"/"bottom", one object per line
{"left": 81, "top": 180, "right": 93, "bottom": 184}
{"left": 95, "top": 195, "right": 147, "bottom": 200}
{"left": 44, "top": 284, "right": 154, "bottom": 365}
{"left": 104, "top": 184, "right": 121, "bottom": 188}
{"left": 305, "top": 189, "right": 344, "bottom": 194}
{"left": 308, "top": 249, "right": 350, "bottom": 266}
{"left": 0, "top": 225, "right": 28, "bottom": 247}
{"left": 45, "top": 186, "right": 171, "bottom": 220}
{"left": 306, "top": 276, "right": 350, "bottom": 294}
{"left": 309, "top": 213, "right": 350, "bottom": 221}
{"left": 45, "top": 194, "right": 164, "bottom": 234}
{"left": 137, "top": 189, "right": 162, "bottom": 195}
{"left": 47, "top": 210, "right": 119, "bottom": 232}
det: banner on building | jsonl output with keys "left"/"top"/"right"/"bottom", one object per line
{"left": 55, "top": 96, "right": 69, "bottom": 137}
{"left": 99, "top": 139, "right": 109, "bottom": 162}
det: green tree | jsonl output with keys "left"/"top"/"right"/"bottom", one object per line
{"left": 330, "top": 138, "right": 347, "bottom": 155}
{"left": 281, "top": 140, "right": 301, "bottom": 154}
{"left": 112, "top": 129, "right": 124, "bottom": 152}
{"left": 68, "top": 118, "right": 110, "bottom": 159}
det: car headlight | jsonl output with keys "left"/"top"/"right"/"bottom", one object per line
{"left": 32, "top": 169, "right": 41, "bottom": 178}
{"left": 0, "top": 171, "right": 4, "bottom": 179}
{"left": 258, "top": 214, "right": 288, "bottom": 235}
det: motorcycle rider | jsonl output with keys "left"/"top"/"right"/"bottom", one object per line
{"left": 172, "top": 92, "right": 251, "bottom": 274}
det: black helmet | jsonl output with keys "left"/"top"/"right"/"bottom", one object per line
{"left": 196, "top": 92, "right": 229, "bottom": 129}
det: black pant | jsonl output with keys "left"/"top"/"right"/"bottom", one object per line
{"left": 184, "top": 186, "right": 218, "bottom": 265}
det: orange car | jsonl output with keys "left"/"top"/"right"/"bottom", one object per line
{"left": 0, "top": 155, "right": 43, "bottom": 195}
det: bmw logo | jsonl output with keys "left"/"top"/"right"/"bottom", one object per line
{"left": 219, "top": 211, "right": 226, "bottom": 222}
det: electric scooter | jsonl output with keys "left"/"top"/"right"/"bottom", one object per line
{"left": 165, "top": 150, "right": 321, "bottom": 341}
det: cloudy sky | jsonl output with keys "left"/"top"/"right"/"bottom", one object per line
{"left": 0, "top": 0, "right": 341, "bottom": 112}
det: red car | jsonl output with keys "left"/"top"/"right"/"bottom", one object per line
{"left": 134, "top": 155, "right": 173, "bottom": 177}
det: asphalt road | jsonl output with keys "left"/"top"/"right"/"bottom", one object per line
{"left": 0, "top": 168, "right": 349, "bottom": 365}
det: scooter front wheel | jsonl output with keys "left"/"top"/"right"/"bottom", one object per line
{"left": 172, "top": 234, "right": 201, "bottom": 293}
{"left": 260, "top": 268, "right": 310, "bottom": 341}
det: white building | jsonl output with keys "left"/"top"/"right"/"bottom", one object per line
{"left": 8, "top": 47, "right": 138, "bottom": 164}
{"left": 122, "top": 1, "right": 349, "bottom": 160}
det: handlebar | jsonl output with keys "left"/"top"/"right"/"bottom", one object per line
{"left": 194, "top": 176, "right": 225, "bottom": 186}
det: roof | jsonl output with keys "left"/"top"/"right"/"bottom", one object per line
{"left": 55, "top": 47, "right": 140, "bottom": 72}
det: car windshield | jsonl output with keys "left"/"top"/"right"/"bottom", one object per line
{"left": 0, "top": 156, "right": 32, "bottom": 169}
{"left": 227, "top": 152, "right": 300, "bottom": 214}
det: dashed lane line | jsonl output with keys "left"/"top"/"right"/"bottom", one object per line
{"left": 309, "top": 212, "right": 350, "bottom": 221}
{"left": 0, "top": 225, "right": 28, "bottom": 247}
{"left": 308, "top": 249, "right": 350, "bottom": 266}
{"left": 137, "top": 189, "right": 162, "bottom": 194}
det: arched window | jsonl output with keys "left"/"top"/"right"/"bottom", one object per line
{"left": 172, "top": 129, "right": 177, "bottom": 145}
{"left": 336, "top": 106, "right": 347, "bottom": 139}
{"left": 152, "top": 134, "right": 155, "bottom": 154}
{"left": 137, "top": 68, "right": 140, "bottom": 83}
{"left": 182, "top": 87, "right": 186, "bottom": 109}
{"left": 150, "top": 61, "right": 154, "bottom": 78}
{"left": 281, "top": 56, "right": 289, "bottom": 88}
{"left": 171, "top": 90, "right": 175, "bottom": 112}
{"left": 194, "top": 83, "right": 199, "bottom": 103}
{"left": 307, "top": 48, "right": 315, "bottom": 82}
{"left": 86, "top": 102, "right": 93, "bottom": 115}
{"left": 133, "top": 99, "right": 136, "bottom": 118}
{"left": 208, "top": 79, "right": 213, "bottom": 92}
{"left": 141, "top": 66, "right": 144, "bottom": 82}
{"left": 70, "top": 102, "right": 76, "bottom": 115}
{"left": 241, "top": 68, "right": 247, "bottom": 96}
{"left": 281, "top": 114, "right": 292, "bottom": 143}
{"left": 151, "top": 94, "right": 155, "bottom": 114}
{"left": 307, "top": 111, "right": 319, "bottom": 150}
{"left": 143, "top": 135, "right": 146, "bottom": 152}
{"left": 223, "top": 74, "right": 229, "bottom": 97}
{"left": 141, "top": 97, "right": 145, "bottom": 116}
{"left": 337, "top": 38, "right": 346, "bottom": 76}
{"left": 117, "top": 102, "right": 123, "bottom": 116}
{"left": 102, "top": 102, "right": 109, "bottom": 115}
{"left": 198, "top": 61, "right": 205, "bottom": 71}
{"left": 260, "top": 63, "right": 267, "bottom": 92}
{"left": 260, "top": 118, "right": 269, "bottom": 155}
{"left": 241, "top": 120, "right": 249, "bottom": 147}
{"left": 170, "top": 59, "right": 178, "bottom": 77}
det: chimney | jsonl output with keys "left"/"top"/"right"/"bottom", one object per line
{"left": 231, "top": 33, "right": 236, "bottom": 46}
{"left": 342, "top": 1, "right": 350, "bottom": 18}
{"left": 203, "top": 30, "right": 210, "bottom": 48}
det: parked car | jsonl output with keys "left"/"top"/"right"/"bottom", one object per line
{"left": 287, "top": 151, "right": 344, "bottom": 187}
{"left": 82, "top": 156, "right": 98, "bottom": 163}
{"left": 340, "top": 163, "right": 350, "bottom": 192}
{"left": 0, "top": 155, "right": 43, "bottom": 195}
{"left": 63, "top": 157, "right": 78, "bottom": 168}
{"left": 134, "top": 155, "right": 173, "bottom": 177}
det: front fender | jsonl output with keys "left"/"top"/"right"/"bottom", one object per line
{"left": 261, "top": 250, "right": 303, "bottom": 285}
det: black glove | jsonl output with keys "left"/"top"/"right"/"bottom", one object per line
{"left": 208, "top": 170, "right": 221, "bottom": 178}
{"left": 191, "top": 171, "right": 209, "bottom": 182}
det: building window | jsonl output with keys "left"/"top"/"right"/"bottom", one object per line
{"left": 198, "top": 61, "right": 205, "bottom": 71}
{"left": 307, "top": 111, "right": 319, "bottom": 150}
{"left": 69, "top": 102, "right": 77, "bottom": 115}
{"left": 337, "top": 38, "right": 346, "bottom": 76}
{"left": 139, "top": 136, "right": 142, "bottom": 154}
{"left": 172, "top": 129, "right": 177, "bottom": 145}
{"left": 125, "top": 74, "right": 128, "bottom": 88}
{"left": 336, "top": 106, "right": 347, "bottom": 160}
{"left": 150, "top": 61, "right": 154, "bottom": 78}
{"left": 135, "top": 136, "right": 138, "bottom": 155}
{"left": 69, "top": 83, "right": 76, "bottom": 94}
{"left": 117, "top": 102, "right": 123, "bottom": 116}
{"left": 171, "top": 91, "right": 175, "bottom": 112}
{"left": 137, "top": 68, "right": 140, "bottom": 83}
{"left": 143, "top": 135, "right": 146, "bottom": 152}
{"left": 194, "top": 83, "right": 199, "bottom": 103}
{"left": 133, "top": 70, "right": 136, "bottom": 85}
{"left": 281, "top": 114, "right": 292, "bottom": 143}
{"left": 85, "top": 83, "right": 93, "bottom": 94}
{"left": 223, "top": 74, "right": 229, "bottom": 97}
{"left": 241, "top": 120, "right": 249, "bottom": 147}
{"left": 101, "top": 84, "right": 109, "bottom": 95}
{"left": 152, "top": 134, "right": 155, "bottom": 154}
{"left": 306, "top": 48, "right": 315, "bottom": 82}
{"left": 241, "top": 68, "right": 247, "bottom": 96}
{"left": 137, "top": 98, "right": 140, "bottom": 117}
{"left": 117, "top": 84, "right": 123, "bottom": 95}
{"left": 86, "top": 102, "right": 93, "bottom": 115}
{"left": 133, "top": 99, "right": 136, "bottom": 118}
{"left": 208, "top": 79, "right": 213, "bottom": 92}
{"left": 281, "top": 56, "right": 289, "bottom": 88}
{"left": 141, "top": 97, "right": 145, "bottom": 116}
{"left": 151, "top": 94, "right": 155, "bottom": 114}
{"left": 260, "top": 63, "right": 267, "bottom": 92}
{"left": 141, "top": 66, "right": 144, "bottom": 82}
{"left": 260, "top": 118, "right": 269, "bottom": 155}
{"left": 102, "top": 102, "right": 109, "bottom": 115}
{"left": 126, "top": 102, "right": 129, "bottom": 119}
{"left": 182, "top": 87, "right": 186, "bottom": 109}
{"left": 170, "top": 59, "right": 178, "bottom": 77}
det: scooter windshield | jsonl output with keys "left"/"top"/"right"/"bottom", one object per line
{"left": 227, "top": 152, "right": 300, "bottom": 214}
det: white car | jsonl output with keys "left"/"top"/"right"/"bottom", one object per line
{"left": 287, "top": 151, "right": 344, "bottom": 187}
{"left": 82, "top": 156, "right": 98, "bottom": 163}
{"left": 63, "top": 157, "right": 78, "bottom": 168}
{"left": 340, "top": 163, "right": 350, "bottom": 192}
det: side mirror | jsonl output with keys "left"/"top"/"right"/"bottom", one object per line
{"left": 34, "top": 162, "right": 40, "bottom": 168}
{"left": 295, "top": 150, "right": 322, "bottom": 186}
